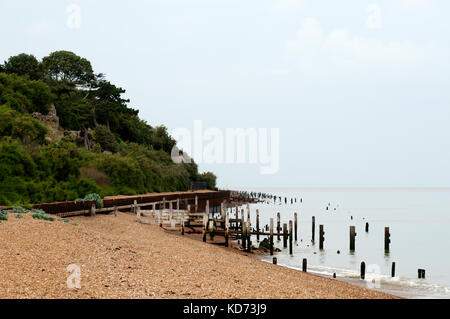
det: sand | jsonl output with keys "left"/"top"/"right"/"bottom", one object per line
{"left": 0, "top": 212, "right": 396, "bottom": 299}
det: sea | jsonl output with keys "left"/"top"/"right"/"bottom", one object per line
{"left": 237, "top": 187, "right": 450, "bottom": 299}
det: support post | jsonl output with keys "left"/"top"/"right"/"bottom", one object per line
{"left": 270, "top": 218, "right": 274, "bottom": 256}
{"left": 289, "top": 220, "right": 293, "bottom": 255}
{"left": 365, "top": 222, "right": 369, "bottom": 233}
{"left": 294, "top": 213, "right": 298, "bottom": 242}
{"left": 385, "top": 227, "right": 391, "bottom": 253}
{"left": 302, "top": 259, "right": 307, "bottom": 272}
{"left": 312, "top": 216, "right": 316, "bottom": 243}
{"left": 136, "top": 206, "right": 141, "bottom": 221}
{"left": 283, "top": 223, "right": 288, "bottom": 249}
{"left": 114, "top": 206, "right": 118, "bottom": 217}
{"left": 277, "top": 213, "right": 281, "bottom": 241}
{"left": 90, "top": 204, "right": 96, "bottom": 217}
{"left": 195, "top": 196, "right": 198, "bottom": 213}
{"left": 319, "top": 225, "right": 325, "bottom": 250}
{"left": 350, "top": 226, "right": 356, "bottom": 252}
{"left": 256, "top": 209, "right": 260, "bottom": 242}
{"left": 361, "top": 262, "right": 366, "bottom": 280}
{"left": 392, "top": 262, "right": 396, "bottom": 277}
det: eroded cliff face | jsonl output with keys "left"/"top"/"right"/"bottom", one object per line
{"left": 31, "top": 104, "right": 63, "bottom": 143}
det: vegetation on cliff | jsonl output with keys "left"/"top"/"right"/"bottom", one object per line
{"left": 0, "top": 51, "right": 217, "bottom": 206}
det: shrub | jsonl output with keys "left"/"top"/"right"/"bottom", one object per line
{"left": 94, "top": 125, "right": 119, "bottom": 153}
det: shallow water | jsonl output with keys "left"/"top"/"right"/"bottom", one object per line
{"left": 238, "top": 187, "right": 450, "bottom": 299}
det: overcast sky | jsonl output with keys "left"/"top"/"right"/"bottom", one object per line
{"left": 1, "top": 0, "right": 450, "bottom": 188}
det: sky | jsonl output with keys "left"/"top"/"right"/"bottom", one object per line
{"left": 1, "top": 0, "right": 450, "bottom": 188}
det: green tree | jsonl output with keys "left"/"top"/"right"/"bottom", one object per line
{"left": 94, "top": 125, "right": 119, "bottom": 153}
{"left": 42, "top": 51, "right": 95, "bottom": 86}
{"left": 3, "top": 54, "right": 42, "bottom": 80}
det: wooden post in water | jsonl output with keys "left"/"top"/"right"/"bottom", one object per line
{"left": 246, "top": 220, "right": 251, "bottom": 252}
{"left": 283, "top": 223, "right": 288, "bottom": 248}
{"left": 361, "top": 262, "right": 366, "bottom": 280}
{"left": 302, "top": 259, "right": 307, "bottom": 272}
{"left": 277, "top": 213, "right": 281, "bottom": 241}
{"left": 289, "top": 221, "right": 293, "bottom": 255}
{"left": 270, "top": 218, "right": 274, "bottom": 256}
{"left": 418, "top": 269, "right": 426, "bottom": 279}
{"left": 241, "top": 209, "right": 246, "bottom": 251}
{"left": 391, "top": 262, "right": 396, "bottom": 277}
{"left": 350, "top": 226, "right": 356, "bottom": 252}
{"left": 256, "top": 209, "right": 260, "bottom": 242}
{"left": 312, "top": 216, "right": 316, "bottom": 243}
{"left": 319, "top": 225, "right": 325, "bottom": 250}
{"left": 385, "top": 227, "right": 391, "bottom": 253}
{"left": 365, "top": 222, "right": 369, "bottom": 233}
{"left": 294, "top": 213, "right": 298, "bottom": 242}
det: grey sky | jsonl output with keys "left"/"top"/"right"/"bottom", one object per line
{"left": 1, "top": 0, "right": 449, "bottom": 188}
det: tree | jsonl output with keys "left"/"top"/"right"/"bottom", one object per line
{"left": 42, "top": 51, "right": 95, "bottom": 86}
{"left": 92, "top": 80, "right": 130, "bottom": 128}
{"left": 3, "top": 54, "right": 42, "bottom": 80}
{"left": 94, "top": 125, "right": 119, "bottom": 153}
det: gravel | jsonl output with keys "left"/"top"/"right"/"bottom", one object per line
{"left": 0, "top": 212, "right": 396, "bottom": 299}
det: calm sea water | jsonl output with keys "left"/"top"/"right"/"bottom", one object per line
{"left": 238, "top": 187, "right": 450, "bottom": 299}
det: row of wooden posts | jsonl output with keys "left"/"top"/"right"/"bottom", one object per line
{"left": 132, "top": 198, "right": 426, "bottom": 280}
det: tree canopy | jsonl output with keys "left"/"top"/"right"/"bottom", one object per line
{"left": 0, "top": 50, "right": 218, "bottom": 205}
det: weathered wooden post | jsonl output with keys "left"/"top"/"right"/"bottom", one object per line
{"left": 90, "top": 203, "right": 96, "bottom": 217}
{"left": 289, "top": 220, "right": 293, "bottom": 255}
{"left": 136, "top": 206, "right": 141, "bottom": 221}
{"left": 113, "top": 206, "right": 118, "bottom": 217}
{"left": 256, "top": 209, "right": 260, "bottom": 242}
{"left": 202, "top": 207, "right": 208, "bottom": 243}
{"left": 350, "top": 226, "right": 356, "bottom": 252}
{"left": 195, "top": 196, "right": 198, "bottom": 213}
{"left": 162, "top": 198, "right": 166, "bottom": 211}
{"left": 391, "top": 262, "right": 396, "bottom": 277}
{"left": 277, "top": 213, "right": 281, "bottom": 241}
{"left": 273, "top": 257, "right": 277, "bottom": 265}
{"left": 181, "top": 211, "right": 185, "bottom": 236}
{"left": 418, "top": 269, "right": 426, "bottom": 279}
{"left": 319, "top": 225, "right": 325, "bottom": 250}
{"left": 246, "top": 220, "right": 252, "bottom": 252}
{"left": 385, "top": 227, "right": 391, "bottom": 253}
{"left": 302, "top": 259, "right": 307, "bottom": 272}
{"left": 242, "top": 221, "right": 247, "bottom": 251}
{"left": 224, "top": 212, "right": 229, "bottom": 247}
{"left": 312, "top": 216, "right": 316, "bottom": 243}
{"left": 283, "top": 223, "right": 288, "bottom": 248}
{"left": 176, "top": 198, "right": 180, "bottom": 211}
{"left": 365, "top": 222, "right": 369, "bottom": 233}
{"left": 133, "top": 200, "right": 137, "bottom": 214}
{"left": 270, "top": 218, "right": 274, "bottom": 256}
{"left": 361, "top": 262, "right": 366, "bottom": 280}
{"left": 294, "top": 213, "right": 298, "bottom": 242}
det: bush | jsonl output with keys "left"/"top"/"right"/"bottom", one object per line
{"left": 94, "top": 125, "right": 119, "bottom": 153}
{"left": 32, "top": 210, "right": 55, "bottom": 221}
